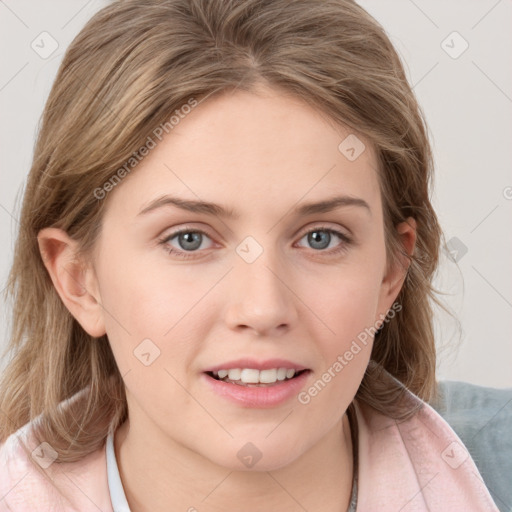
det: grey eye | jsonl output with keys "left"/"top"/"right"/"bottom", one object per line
{"left": 307, "top": 230, "right": 332, "bottom": 250}
{"left": 176, "top": 231, "right": 203, "bottom": 251}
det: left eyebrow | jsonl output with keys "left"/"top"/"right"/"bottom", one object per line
{"left": 294, "top": 195, "right": 371, "bottom": 217}
{"left": 136, "top": 194, "right": 371, "bottom": 219}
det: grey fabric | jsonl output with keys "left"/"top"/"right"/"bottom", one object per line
{"left": 432, "top": 380, "right": 512, "bottom": 512}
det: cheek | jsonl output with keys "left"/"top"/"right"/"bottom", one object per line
{"left": 96, "top": 241, "right": 219, "bottom": 383}
{"left": 292, "top": 280, "right": 380, "bottom": 444}
{"left": 310, "top": 262, "right": 383, "bottom": 338}
{"left": 97, "top": 261, "right": 201, "bottom": 421}
{"left": 303, "top": 263, "right": 383, "bottom": 395}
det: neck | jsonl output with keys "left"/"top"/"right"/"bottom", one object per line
{"left": 115, "top": 408, "right": 354, "bottom": 512}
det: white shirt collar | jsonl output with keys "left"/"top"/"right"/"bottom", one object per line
{"left": 106, "top": 430, "right": 132, "bottom": 512}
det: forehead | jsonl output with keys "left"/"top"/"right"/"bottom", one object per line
{"left": 105, "top": 87, "right": 382, "bottom": 221}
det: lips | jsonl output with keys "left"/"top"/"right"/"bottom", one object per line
{"left": 202, "top": 369, "right": 311, "bottom": 408}
{"left": 201, "top": 357, "right": 312, "bottom": 407}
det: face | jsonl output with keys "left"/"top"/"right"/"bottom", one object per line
{"left": 76, "top": 86, "right": 408, "bottom": 471}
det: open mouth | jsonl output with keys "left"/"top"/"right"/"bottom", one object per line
{"left": 205, "top": 369, "right": 310, "bottom": 387}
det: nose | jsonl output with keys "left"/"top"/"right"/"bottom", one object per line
{"left": 223, "top": 247, "right": 299, "bottom": 337}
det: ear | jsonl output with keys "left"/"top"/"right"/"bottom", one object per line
{"left": 375, "top": 217, "right": 417, "bottom": 323}
{"left": 37, "top": 227, "right": 106, "bottom": 338}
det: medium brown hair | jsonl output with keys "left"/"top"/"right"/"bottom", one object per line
{"left": 1, "top": 0, "right": 444, "bottom": 476}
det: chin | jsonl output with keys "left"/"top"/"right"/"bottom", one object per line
{"left": 204, "top": 439, "right": 304, "bottom": 472}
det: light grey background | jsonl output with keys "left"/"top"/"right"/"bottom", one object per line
{"left": 1, "top": 1, "right": 511, "bottom": 387}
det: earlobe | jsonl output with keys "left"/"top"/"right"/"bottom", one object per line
{"left": 37, "top": 227, "right": 106, "bottom": 338}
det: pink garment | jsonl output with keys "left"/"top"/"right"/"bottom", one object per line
{"left": 0, "top": 389, "right": 499, "bottom": 511}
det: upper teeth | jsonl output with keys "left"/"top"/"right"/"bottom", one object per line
{"left": 214, "top": 368, "right": 298, "bottom": 384}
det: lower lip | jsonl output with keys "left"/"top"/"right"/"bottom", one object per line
{"left": 202, "top": 371, "right": 311, "bottom": 408}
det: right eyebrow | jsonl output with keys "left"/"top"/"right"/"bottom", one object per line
{"left": 137, "top": 195, "right": 239, "bottom": 219}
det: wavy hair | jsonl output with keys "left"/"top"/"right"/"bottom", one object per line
{"left": 1, "top": 0, "right": 444, "bottom": 480}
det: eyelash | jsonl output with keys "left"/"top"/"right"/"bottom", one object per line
{"left": 157, "top": 225, "right": 353, "bottom": 260}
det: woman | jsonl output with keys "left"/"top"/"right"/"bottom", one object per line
{"left": 0, "top": 0, "right": 499, "bottom": 510}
